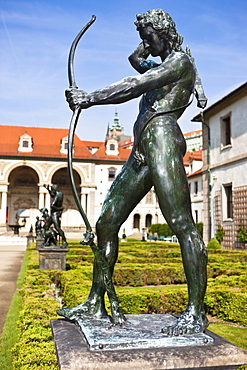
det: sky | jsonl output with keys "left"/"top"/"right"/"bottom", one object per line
{"left": 0, "top": 0, "right": 246, "bottom": 142}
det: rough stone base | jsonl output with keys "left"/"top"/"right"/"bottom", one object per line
{"left": 51, "top": 317, "right": 247, "bottom": 369}
{"left": 37, "top": 247, "right": 68, "bottom": 270}
{"left": 36, "top": 237, "right": 45, "bottom": 248}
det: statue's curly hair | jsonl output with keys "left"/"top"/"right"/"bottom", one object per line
{"left": 134, "top": 9, "right": 184, "bottom": 52}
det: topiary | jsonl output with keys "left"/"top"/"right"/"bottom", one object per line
{"left": 207, "top": 238, "right": 221, "bottom": 250}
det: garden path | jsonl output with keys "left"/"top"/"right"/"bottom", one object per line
{"left": 0, "top": 236, "right": 27, "bottom": 334}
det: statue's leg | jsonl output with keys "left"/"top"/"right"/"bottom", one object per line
{"left": 142, "top": 116, "right": 208, "bottom": 335}
{"left": 58, "top": 151, "right": 152, "bottom": 320}
{"left": 52, "top": 213, "right": 68, "bottom": 247}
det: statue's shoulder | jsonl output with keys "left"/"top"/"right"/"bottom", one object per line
{"left": 162, "top": 51, "right": 191, "bottom": 66}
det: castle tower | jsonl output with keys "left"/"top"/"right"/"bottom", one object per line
{"left": 106, "top": 110, "right": 124, "bottom": 141}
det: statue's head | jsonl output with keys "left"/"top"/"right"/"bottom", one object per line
{"left": 51, "top": 184, "right": 58, "bottom": 191}
{"left": 40, "top": 207, "right": 48, "bottom": 215}
{"left": 134, "top": 9, "right": 183, "bottom": 52}
{"left": 51, "top": 184, "right": 58, "bottom": 196}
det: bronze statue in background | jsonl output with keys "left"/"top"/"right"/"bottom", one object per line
{"left": 35, "top": 216, "right": 43, "bottom": 238}
{"left": 58, "top": 9, "right": 208, "bottom": 335}
{"left": 39, "top": 207, "right": 57, "bottom": 246}
{"left": 43, "top": 184, "right": 68, "bottom": 248}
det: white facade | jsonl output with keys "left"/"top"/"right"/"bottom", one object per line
{"left": 0, "top": 124, "right": 165, "bottom": 238}
{"left": 192, "top": 82, "right": 247, "bottom": 247}
{"left": 188, "top": 173, "right": 203, "bottom": 224}
{"left": 184, "top": 129, "right": 202, "bottom": 152}
{"left": 0, "top": 120, "right": 206, "bottom": 239}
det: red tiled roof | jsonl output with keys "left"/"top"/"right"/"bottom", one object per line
{"left": 183, "top": 150, "right": 202, "bottom": 166}
{"left": 0, "top": 125, "right": 130, "bottom": 161}
{"left": 91, "top": 142, "right": 131, "bottom": 161}
{"left": 187, "top": 169, "right": 202, "bottom": 178}
{"left": 183, "top": 129, "right": 202, "bottom": 138}
{"left": 118, "top": 137, "right": 133, "bottom": 149}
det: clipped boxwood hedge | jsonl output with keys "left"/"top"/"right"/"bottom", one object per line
{"left": 11, "top": 247, "right": 60, "bottom": 369}
{"left": 9, "top": 239, "right": 247, "bottom": 369}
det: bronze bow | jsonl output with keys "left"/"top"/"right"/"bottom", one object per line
{"left": 67, "top": 16, "right": 125, "bottom": 324}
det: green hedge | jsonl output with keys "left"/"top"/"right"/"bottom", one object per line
{"left": 149, "top": 223, "right": 203, "bottom": 238}
{"left": 11, "top": 246, "right": 59, "bottom": 369}
{"left": 7, "top": 240, "right": 247, "bottom": 368}
{"left": 205, "top": 288, "right": 247, "bottom": 326}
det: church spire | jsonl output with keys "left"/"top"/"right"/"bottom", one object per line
{"left": 109, "top": 110, "right": 123, "bottom": 131}
{"left": 106, "top": 110, "right": 124, "bottom": 141}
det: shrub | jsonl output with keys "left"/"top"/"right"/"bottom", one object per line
{"left": 196, "top": 222, "right": 203, "bottom": 237}
{"left": 237, "top": 224, "right": 247, "bottom": 246}
{"left": 207, "top": 238, "right": 221, "bottom": 250}
{"left": 7, "top": 239, "right": 247, "bottom": 369}
{"left": 215, "top": 225, "right": 224, "bottom": 244}
{"left": 150, "top": 223, "right": 173, "bottom": 237}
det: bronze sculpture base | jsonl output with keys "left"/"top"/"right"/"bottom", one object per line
{"left": 75, "top": 314, "right": 214, "bottom": 351}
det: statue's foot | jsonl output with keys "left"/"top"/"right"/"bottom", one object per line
{"left": 109, "top": 300, "right": 127, "bottom": 327}
{"left": 57, "top": 299, "right": 108, "bottom": 320}
{"left": 161, "top": 308, "right": 208, "bottom": 336}
{"left": 61, "top": 241, "right": 68, "bottom": 248}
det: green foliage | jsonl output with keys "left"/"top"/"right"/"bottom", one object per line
{"left": 0, "top": 290, "right": 23, "bottom": 370}
{"left": 118, "top": 287, "right": 187, "bottom": 315}
{"left": 149, "top": 223, "right": 173, "bottom": 237}
{"left": 11, "top": 246, "right": 59, "bottom": 369}
{"left": 205, "top": 288, "right": 247, "bottom": 326}
{"left": 237, "top": 224, "right": 247, "bottom": 244}
{"left": 196, "top": 222, "right": 203, "bottom": 237}
{"left": 113, "top": 264, "right": 186, "bottom": 286}
{"left": 207, "top": 238, "right": 221, "bottom": 250}
{"left": 215, "top": 225, "right": 224, "bottom": 244}
{"left": 149, "top": 222, "right": 203, "bottom": 238}
{"left": 3, "top": 240, "right": 247, "bottom": 369}
{"left": 210, "top": 323, "right": 247, "bottom": 351}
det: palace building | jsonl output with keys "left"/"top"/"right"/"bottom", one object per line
{"left": 0, "top": 112, "right": 167, "bottom": 237}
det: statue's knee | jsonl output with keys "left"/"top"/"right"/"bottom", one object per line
{"left": 96, "top": 217, "right": 103, "bottom": 234}
{"left": 96, "top": 214, "right": 119, "bottom": 236}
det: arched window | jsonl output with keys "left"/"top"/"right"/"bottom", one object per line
{"left": 110, "top": 143, "right": 115, "bottom": 151}
{"left": 108, "top": 167, "right": 116, "bottom": 181}
{"left": 145, "top": 214, "right": 152, "bottom": 228}
{"left": 133, "top": 214, "right": 140, "bottom": 229}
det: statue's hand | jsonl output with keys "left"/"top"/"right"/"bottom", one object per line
{"left": 197, "top": 97, "right": 207, "bottom": 109}
{"left": 65, "top": 88, "right": 91, "bottom": 111}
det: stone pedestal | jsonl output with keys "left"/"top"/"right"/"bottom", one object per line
{"left": 51, "top": 316, "right": 247, "bottom": 370}
{"left": 26, "top": 235, "right": 35, "bottom": 246}
{"left": 37, "top": 247, "right": 68, "bottom": 270}
{"left": 36, "top": 236, "right": 45, "bottom": 248}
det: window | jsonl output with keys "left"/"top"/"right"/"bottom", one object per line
{"left": 22, "top": 140, "right": 29, "bottom": 148}
{"left": 221, "top": 113, "right": 231, "bottom": 148}
{"left": 110, "top": 144, "right": 115, "bottom": 151}
{"left": 60, "top": 136, "right": 71, "bottom": 154}
{"left": 133, "top": 214, "right": 140, "bottom": 229}
{"left": 223, "top": 183, "right": 233, "bottom": 219}
{"left": 194, "top": 181, "right": 198, "bottom": 195}
{"left": 18, "top": 134, "right": 33, "bottom": 152}
{"left": 195, "top": 210, "right": 198, "bottom": 223}
{"left": 145, "top": 191, "right": 153, "bottom": 204}
{"left": 145, "top": 214, "right": 152, "bottom": 228}
{"left": 108, "top": 167, "right": 116, "bottom": 181}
